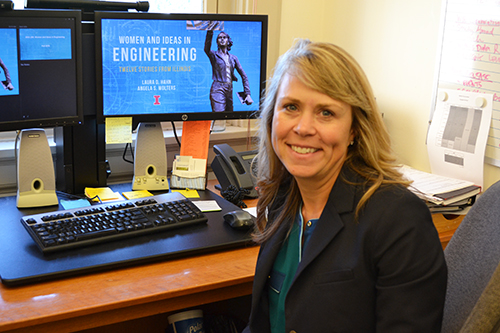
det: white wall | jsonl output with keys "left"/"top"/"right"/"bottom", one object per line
{"left": 276, "top": 0, "right": 500, "bottom": 190}
{"left": 323, "top": 0, "right": 442, "bottom": 170}
{"left": 213, "top": 0, "right": 282, "bottom": 81}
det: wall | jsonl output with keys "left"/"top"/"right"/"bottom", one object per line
{"left": 322, "top": 0, "right": 441, "bottom": 170}
{"left": 277, "top": 0, "right": 500, "bottom": 190}
{"left": 211, "top": 0, "right": 282, "bottom": 80}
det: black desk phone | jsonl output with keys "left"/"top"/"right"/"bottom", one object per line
{"left": 211, "top": 144, "right": 258, "bottom": 198}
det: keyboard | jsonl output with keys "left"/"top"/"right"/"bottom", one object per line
{"left": 20, "top": 192, "right": 207, "bottom": 254}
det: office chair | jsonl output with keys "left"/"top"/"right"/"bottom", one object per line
{"left": 441, "top": 180, "right": 500, "bottom": 333}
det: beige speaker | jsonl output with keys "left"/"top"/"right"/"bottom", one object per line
{"left": 132, "top": 122, "right": 169, "bottom": 191}
{"left": 16, "top": 129, "right": 58, "bottom": 208}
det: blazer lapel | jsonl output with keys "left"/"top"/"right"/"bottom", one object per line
{"left": 296, "top": 168, "right": 358, "bottom": 276}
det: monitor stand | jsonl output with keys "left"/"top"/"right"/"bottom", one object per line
{"left": 132, "top": 122, "right": 169, "bottom": 191}
{"left": 211, "top": 120, "right": 226, "bottom": 133}
{"left": 16, "top": 129, "right": 58, "bottom": 208}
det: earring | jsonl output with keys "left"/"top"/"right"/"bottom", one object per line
{"left": 350, "top": 140, "right": 355, "bottom": 146}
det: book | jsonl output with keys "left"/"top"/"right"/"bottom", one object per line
{"left": 426, "top": 196, "right": 476, "bottom": 214}
{"left": 399, "top": 165, "right": 481, "bottom": 206}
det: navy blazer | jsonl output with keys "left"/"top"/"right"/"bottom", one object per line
{"left": 243, "top": 167, "right": 447, "bottom": 332}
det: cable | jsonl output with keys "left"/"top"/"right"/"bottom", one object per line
{"left": 171, "top": 121, "right": 182, "bottom": 147}
{"left": 14, "top": 130, "right": 20, "bottom": 190}
{"left": 122, "top": 142, "right": 134, "bottom": 164}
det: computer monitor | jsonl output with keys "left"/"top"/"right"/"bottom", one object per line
{"left": 0, "top": 9, "right": 83, "bottom": 131}
{"left": 0, "top": 9, "right": 83, "bottom": 207}
{"left": 95, "top": 11, "right": 268, "bottom": 124}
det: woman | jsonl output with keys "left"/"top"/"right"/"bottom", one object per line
{"left": 204, "top": 28, "right": 253, "bottom": 112}
{"left": 243, "top": 39, "right": 447, "bottom": 332}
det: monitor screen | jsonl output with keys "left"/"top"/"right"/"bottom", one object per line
{"left": 0, "top": 9, "right": 83, "bottom": 131}
{"left": 95, "top": 11, "right": 268, "bottom": 124}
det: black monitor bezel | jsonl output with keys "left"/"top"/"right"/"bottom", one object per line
{"left": 0, "top": 9, "right": 84, "bottom": 131}
{"left": 94, "top": 11, "right": 268, "bottom": 124}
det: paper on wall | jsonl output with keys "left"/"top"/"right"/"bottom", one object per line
{"left": 427, "top": 89, "right": 492, "bottom": 187}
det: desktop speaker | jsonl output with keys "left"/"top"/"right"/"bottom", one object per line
{"left": 132, "top": 122, "right": 169, "bottom": 191}
{"left": 16, "top": 129, "right": 58, "bottom": 208}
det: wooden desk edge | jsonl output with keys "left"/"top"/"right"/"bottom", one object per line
{"left": 0, "top": 245, "right": 260, "bottom": 333}
{"left": 432, "top": 213, "right": 465, "bottom": 249}
{"left": 1, "top": 277, "right": 255, "bottom": 333}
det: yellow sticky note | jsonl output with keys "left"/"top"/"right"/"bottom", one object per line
{"left": 172, "top": 189, "right": 200, "bottom": 198}
{"left": 84, "top": 187, "right": 122, "bottom": 202}
{"left": 122, "top": 190, "right": 153, "bottom": 200}
{"left": 105, "top": 117, "right": 133, "bottom": 144}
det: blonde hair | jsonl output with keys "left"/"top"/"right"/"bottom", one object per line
{"left": 253, "top": 39, "right": 409, "bottom": 244}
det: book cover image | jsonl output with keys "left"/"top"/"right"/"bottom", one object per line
{"left": 101, "top": 18, "right": 263, "bottom": 116}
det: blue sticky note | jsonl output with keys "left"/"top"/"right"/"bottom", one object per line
{"left": 60, "top": 199, "right": 91, "bottom": 210}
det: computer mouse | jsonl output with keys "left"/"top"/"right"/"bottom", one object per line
{"left": 223, "top": 210, "right": 255, "bottom": 229}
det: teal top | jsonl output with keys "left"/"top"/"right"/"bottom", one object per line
{"left": 268, "top": 208, "right": 319, "bottom": 333}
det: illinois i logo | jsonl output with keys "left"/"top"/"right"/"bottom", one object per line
{"left": 153, "top": 95, "right": 161, "bottom": 105}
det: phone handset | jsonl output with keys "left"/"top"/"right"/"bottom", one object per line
{"left": 211, "top": 144, "right": 258, "bottom": 198}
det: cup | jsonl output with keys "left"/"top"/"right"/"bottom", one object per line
{"left": 167, "top": 309, "right": 205, "bottom": 333}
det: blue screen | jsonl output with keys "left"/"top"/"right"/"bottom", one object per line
{"left": 20, "top": 28, "right": 72, "bottom": 61}
{"left": 100, "top": 16, "right": 265, "bottom": 118}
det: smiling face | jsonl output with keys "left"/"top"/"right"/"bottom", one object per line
{"left": 271, "top": 73, "right": 355, "bottom": 187}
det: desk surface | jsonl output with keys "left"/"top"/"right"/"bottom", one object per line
{"left": 0, "top": 186, "right": 255, "bottom": 286}
{"left": 0, "top": 181, "right": 463, "bottom": 332}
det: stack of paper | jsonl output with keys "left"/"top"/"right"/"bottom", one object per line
{"left": 170, "top": 155, "right": 207, "bottom": 190}
{"left": 399, "top": 165, "right": 481, "bottom": 212}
